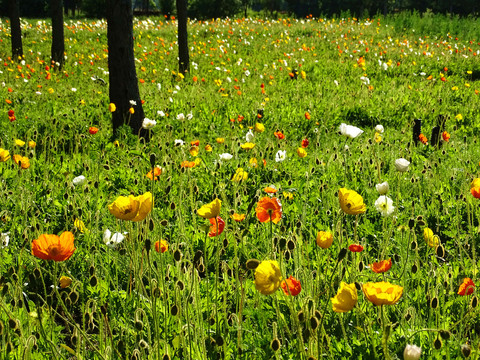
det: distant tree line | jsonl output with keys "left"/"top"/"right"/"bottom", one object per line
{"left": 0, "top": 0, "right": 478, "bottom": 19}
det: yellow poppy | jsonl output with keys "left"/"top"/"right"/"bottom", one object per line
{"left": 74, "top": 218, "right": 88, "bottom": 233}
{"left": 28, "top": 140, "right": 36, "bottom": 149}
{"left": 15, "top": 139, "right": 25, "bottom": 147}
{"left": 423, "top": 227, "right": 439, "bottom": 247}
{"left": 338, "top": 188, "right": 366, "bottom": 215}
{"left": 232, "top": 168, "right": 248, "bottom": 182}
{"left": 59, "top": 276, "right": 72, "bottom": 288}
{"left": 331, "top": 282, "right": 357, "bottom": 312}
{"left": 108, "top": 103, "right": 116, "bottom": 112}
{"left": 108, "top": 192, "right": 152, "bottom": 221}
{"left": 197, "top": 198, "right": 221, "bottom": 219}
{"left": 0, "top": 148, "right": 10, "bottom": 162}
{"left": 254, "top": 123, "right": 265, "bottom": 133}
{"left": 362, "top": 281, "right": 403, "bottom": 306}
{"left": 132, "top": 192, "right": 153, "bottom": 221}
{"left": 296, "top": 147, "right": 307, "bottom": 158}
{"left": 216, "top": 138, "right": 225, "bottom": 144}
{"left": 240, "top": 142, "right": 255, "bottom": 150}
{"left": 189, "top": 146, "right": 199, "bottom": 157}
{"left": 255, "top": 260, "right": 282, "bottom": 295}
{"left": 316, "top": 231, "right": 333, "bottom": 249}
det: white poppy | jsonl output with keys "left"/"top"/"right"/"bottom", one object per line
{"left": 72, "top": 175, "right": 86, "bottom": 186}
{"left": 375, "top": 124, "right": 384, "bottom": 133}
{"left": 103, "top": 229, "right": 126, "bottom": 249}
{"left": 403, "top": 344, "right": 422, "bottom": 360}
{"left": 339, "top": 123, "right": 364, "bottom": 138}
{"left": 275, "top": 150, "right": 287, "bottom": 162}
{"left": 375, "top": 182, "right": 389, "bottom": 195}
{"left": 174, "top": 139, "right": 185, "bottom": 146}
{"left": 395, "top": 158, "right": 410, "bottom": 172}
{"left": 245, "top": 129, "right": 254, "bottom": 142}
{"left": 374, "top": 196, "right": 395, "bottom": 216}
{"left": 142, "top": 118, "right": 156, "bottom": 129}
{"left": 1, "top": 233, "right": 9, "bottom": 248}
{"left": 219, "top": 153, "right": 233, "bottom": 161}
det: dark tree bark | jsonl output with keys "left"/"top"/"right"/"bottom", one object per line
{"left": 9, "top": 0, "right": 23, "bottom": 61}
{"left": 106, "top": 0, "right": 147, "bottom": 137}
{"left": 176, "top": 0, "right": 189, "bottom": 74}
{"left": 51, "top": 0, "right": 65, "bottom": 69}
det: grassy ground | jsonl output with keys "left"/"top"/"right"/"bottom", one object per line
{"left": 1, "top": 12, "right": 480, "bottom": 359}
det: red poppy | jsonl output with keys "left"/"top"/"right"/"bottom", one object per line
{"left": 370, "top": 259, "right": 392, "bottom": 273}
{"left": 274, "top": 131, "right": 285, "bottom": 140}
{"left": 191, "top": 140, "right": 200, "bottom": 146}
{"left": 458, "top": 277, "right": 475, "bottom": 296}
{"left": 208, "top": 216, "right": 225, "bottom": 237}
{"left": 348, "top": 244, "right": 364, "bottom": 252}
{"left": 8, "top": 110, "right": 14, "bottom": 117}
{"left": 281, "top": 276, "right": 301, "bottom": 296}
{"left": 301, "top": 139, "right": 309, "bottom": 148}
{"left": 256, "top": 197, "right": 282, "bottom": 224}
{"left": 89, "top": 126, "right": 99, "bottom": 135}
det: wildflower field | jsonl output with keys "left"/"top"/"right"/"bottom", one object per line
{"left": 2, "top": 11, "right": 480, "bottom": 359}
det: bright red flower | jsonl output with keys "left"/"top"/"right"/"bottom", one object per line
{"left": 348, "top": 244, "right": 364, "bottom": 252}
{"left": 274, "top": 131, "right": 285, "bottom": 140}
{"left": 301, "top": 139, "right": 309, "bottom": 148}
{"left": 89, "top": 126, "right": 99, "bottom": 134}
{"left": 458, "top": 277, "right": 475, "bottom": 296}
{"left": 8, "top": 110, "right": 14, "bottom": 117}
{"left": 191, "top": 140, "right": 200, "bottom": 146}
{"left": 208, "top": 216, "right": 225, "bottom": 237}
{"left": 471, "top": 187, "right": 480, "bottom": 199}
{"left": 281, "top": 276, "right": 301, "bottom": 296}
{"left": 370, "top": 259, "right": 392, "bottom": 273}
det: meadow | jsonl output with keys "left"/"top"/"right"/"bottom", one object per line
{"left": 1, "top": 11, "right": 480, "bottom": 359}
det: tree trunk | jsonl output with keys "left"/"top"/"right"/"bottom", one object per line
{"left": 106, "top": 0, "right": 148, "bottom": 138}
{"left": 9, "top": 0, "right": 23, "bottom": 61}
{"left": 176, "top": 0, "right": 189, "bottom": 74}
{"left": 51, "top": 0, "right": 65, "bottom": 69}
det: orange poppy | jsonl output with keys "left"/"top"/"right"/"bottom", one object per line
{"left": 281, "top": 276, "right": 301, "bottom": 296}
{"left": 191, "top": 140, "right": 200, "bottom": 146}
{"left": 458, "top": 278, "right": 475, "bottom": 296}
{"left": 274, "top": 131, "right": 285, "bottom": 140}
{"left": 442, "top": 131, "right": 450, "bottom": 142}
{"left": 264, "top": 186, "right": 278, "bottom": 194}
{"left": 208, "top": 216, "right": 225, "bottom": 237}
{"left": 370, "top": 259, "right": 392, "bottom": 273}
{"left": 231, "top": 213, "right": 246, "bottom": 222}
{"left": 154, "top": 239, "right": 169, "bottom": 253}
{"left": 32, "top": 232, "right": 76, "bottom": 262}
{"left": 13, "top": 155, "right": 30, "bottom": 169}
{"left": 256, "top": 197, "right": 282, "bottom": 224}
{"left": 146, "top": 166, "right": 162, "bottom": 180}
{"left": 180, "top": 160, "right": 196, "bottom": 168}
{"left": 89, "top": 126, "right": 99, "bottom": 134}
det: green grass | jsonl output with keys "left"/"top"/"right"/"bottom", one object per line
{"left": 1, "top": 12, "right": 480, "bottom": 359}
